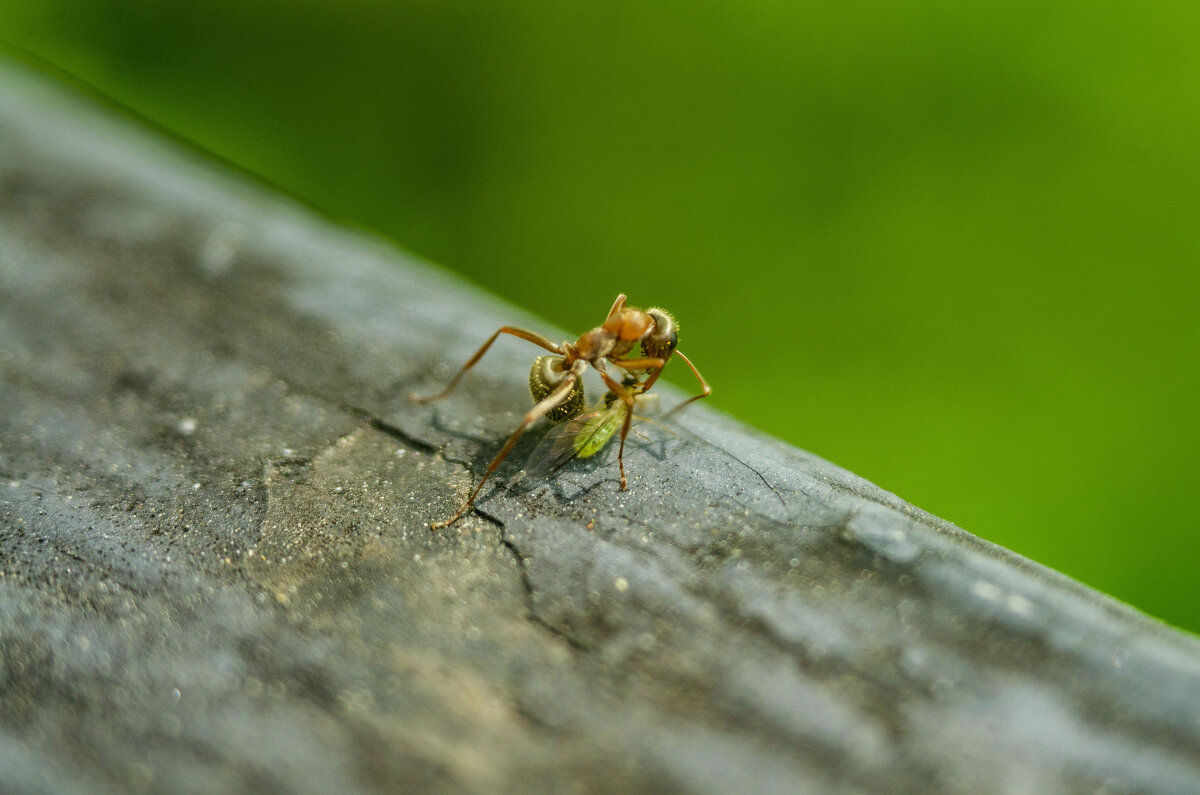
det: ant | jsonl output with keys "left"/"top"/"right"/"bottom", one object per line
{"left": 411, "top": 293, "right": 710, "bottom": 528}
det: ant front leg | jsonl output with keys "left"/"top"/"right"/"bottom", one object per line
{"left": 431, "top": 363, "right": 584, "bottom": 529}
{"left": 610, "top": 355, "right": 666, "bottom": 380}
{"left": 663, "top": 350, "right": 711, "bottom": 417}
{"left": 597, "top": 368, "right": 642, "bottom": 491}
{"left": 628, "top": 350, "right": 711, "bottom": 416}
{"left": 411, "top": 326, "right": 563, "bottom": 403}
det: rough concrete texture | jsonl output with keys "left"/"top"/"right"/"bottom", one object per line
{"left": 2, "top": 60, "right": 1199, "bottom": 793}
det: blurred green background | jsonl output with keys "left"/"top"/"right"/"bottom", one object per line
{"left": 3, "top": 2, "right": 1198, "bottom": 633}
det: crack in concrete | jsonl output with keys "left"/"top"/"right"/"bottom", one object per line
{"left": 363, "top": 414, "right": 438, "bottom": 454}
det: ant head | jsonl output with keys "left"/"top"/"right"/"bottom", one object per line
{"left": 642, "top": 308, "right": 678, "bottom": 360}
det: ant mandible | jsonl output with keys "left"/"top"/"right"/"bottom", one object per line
{"left": 411, "top": 293, "right": 711, "bottom": 529}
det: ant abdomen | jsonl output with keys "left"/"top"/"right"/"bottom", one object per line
{"left": 529, "top": 355, "right": 585, "bottom": 423}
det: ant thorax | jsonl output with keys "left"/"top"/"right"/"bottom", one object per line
{"left": 574, "top": 327, "right": 621, "bottom": 361}
{"left": 603, "top": 307, "right": 654, "bottom": 342}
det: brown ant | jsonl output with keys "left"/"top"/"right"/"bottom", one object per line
{"left": 410, "top": 293, "right": 710, "bottom": 528}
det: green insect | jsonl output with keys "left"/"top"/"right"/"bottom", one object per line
{"left": 573, "top": 398, "right": 628, "bottom": 459}
{"left": 527, "top": 386, "right": 666, "bottom": 477}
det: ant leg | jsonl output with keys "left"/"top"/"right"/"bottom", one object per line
{"left": 663, "top": 350, "right": 711, "bottom": 417}
{"left": 597, "top": 369, "right": 639, "bottom": 490}
{"left": 431, "top": 368, "right": 582, "bottom": 529}
{"left": 609, "top": 356, "right": 667, "bottom": 397}
{"left": 610, "top": 356, "right": 666, "bottom": 373}
{"left": 411, "top": 326, "right": 563, "bottom": 403}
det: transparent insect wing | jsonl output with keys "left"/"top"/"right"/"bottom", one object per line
{"left": 523, "top": 401, "right": 611, "bottom": 478}
{"left": 523, "top": 393, "right": 671, "bottom": 480}
{"left": 572, "top": 401, "right": 629, "bottom": 459}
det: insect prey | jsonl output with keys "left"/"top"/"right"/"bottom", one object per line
{"left": 524, "top": 378, "right": 669, "bottom": 479}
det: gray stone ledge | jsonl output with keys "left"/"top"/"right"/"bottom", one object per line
{"left": 2, "top": 60, "right": 1198, "bottom": 793}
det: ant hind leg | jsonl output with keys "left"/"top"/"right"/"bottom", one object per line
{"left": 411, "top": 326, "right": 563, "bottom": 403}
{"left": 431, "top": 369, "right": 582, "bottom": 529}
